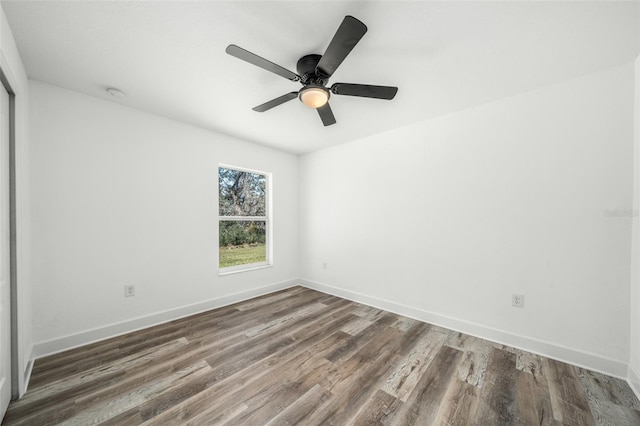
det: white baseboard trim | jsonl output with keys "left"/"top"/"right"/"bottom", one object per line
{"left": 628, "top": 365, "right": 640, "bottom": 401}
{"left": 20, "top": 345, "right": 34, "bottom": 398}
{"left": 32, "top": 279, "right": 298, "bottom": 359}
{"left": 299, "top": 279, "right": 628, "bottom": 379}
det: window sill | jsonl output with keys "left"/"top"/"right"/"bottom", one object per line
{"left": 218, "top": 263, "right": 273, "bottom": 276}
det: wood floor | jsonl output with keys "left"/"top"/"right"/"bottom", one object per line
{"left": 3, "top": 286, "right": 640, "bottom": 425}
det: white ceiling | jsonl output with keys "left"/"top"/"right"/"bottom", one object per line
{"left": 2, "top": 1, "right": 638, "bottom": 154}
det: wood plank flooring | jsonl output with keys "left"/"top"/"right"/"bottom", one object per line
{"left": 3, "top": 286, "right": 639, "bottom": 425}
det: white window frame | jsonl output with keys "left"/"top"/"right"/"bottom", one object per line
{"left": 218, "top": 164, "right": 272, "bottom": 275}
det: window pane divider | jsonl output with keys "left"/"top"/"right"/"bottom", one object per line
{"left": 220, "top": 216, "right": 268, "bottom": 221}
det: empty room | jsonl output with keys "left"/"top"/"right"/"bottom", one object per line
{"left": 0, "top": 0, "right": 640, "bottom": 424}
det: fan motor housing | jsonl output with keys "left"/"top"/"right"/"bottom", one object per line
{"left": 297, "top": 54, "right": 327, "bottom": 85}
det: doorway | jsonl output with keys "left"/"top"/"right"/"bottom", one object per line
{"left": 0, "top": 74, "right": 13, "bottom": 419}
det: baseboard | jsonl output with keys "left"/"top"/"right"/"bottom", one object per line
{"left": 629, "top": 365, "right": 640, "bottom": 401}
{"left": 299, "top": 278, "right": 628, "bottom": 379}
{"left": 20, "top": 345, "right": 33, "bottom": 398}
{"left": 32, "top": 279, "right": 298, "bottom": 359}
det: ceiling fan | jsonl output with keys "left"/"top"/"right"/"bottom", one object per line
{"left": 226, "top": 15, "right": 398, "bottom": 127}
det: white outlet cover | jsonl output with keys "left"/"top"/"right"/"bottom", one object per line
{"left": 512, "top": 294, "right": 524, "bottom": 307}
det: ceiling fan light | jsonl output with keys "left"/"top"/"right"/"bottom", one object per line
{"left": 299, "top": 86, "right": 329, "bottom": 108}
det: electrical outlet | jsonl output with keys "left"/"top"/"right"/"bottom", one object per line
{"left": 124, "top": 285, "right": 135, "bottom": 297}
{"left": 512, "top": 294, "right": 524, "bottom": 308}
{"left": 322, "top": 262, "right": 327, "bottom": 270}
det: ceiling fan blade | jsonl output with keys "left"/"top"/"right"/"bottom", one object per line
{"left": 317, "top": 103, "right": 336, "bottom": 126}
{"left": 331, "top": 83, "right": 398, "bottom": 100}
{"left": 252, "top": 92, "right": 298, "bottom": 112}
{"left": 316, "top": 16, "right": 367, "bottom": 78}
{"left": 226, "top": 44, "right": 300, "bottom": 82}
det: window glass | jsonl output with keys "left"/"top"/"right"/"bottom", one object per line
{"left": 219, "top": 168, "right": 266, "bottom": 216}
{"left": 219, "top": 221, "right": 267, "bottom": 268}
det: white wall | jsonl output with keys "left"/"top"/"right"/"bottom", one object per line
{"left": 28, "top": 81, "right": 298, "bottom": 355}
{"left": 628, "top": 5, "right": 640, "bottom": 399}
{"left": 299, "top": 63, "right": 635, "bottom": 377}
{"left": 0, "top": 5, "right": 32, "bottom": 397}
{"left": 630, "top": 55, "right": 640, "bottom": 396}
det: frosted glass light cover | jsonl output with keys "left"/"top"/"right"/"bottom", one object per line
{"left": 300, "top": 87, "right": 329, "bottom": 108}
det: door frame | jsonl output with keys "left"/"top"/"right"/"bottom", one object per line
{"left": 0, "top": 67, "right": 18, "bottom": 399}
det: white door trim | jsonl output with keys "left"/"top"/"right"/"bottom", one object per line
{"left": 0, "top": 64, "right": 17, "bottom": 402}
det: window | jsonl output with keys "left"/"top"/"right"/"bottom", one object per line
{"left": 218, "top": 165, "right": 271, "bottom": 273}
